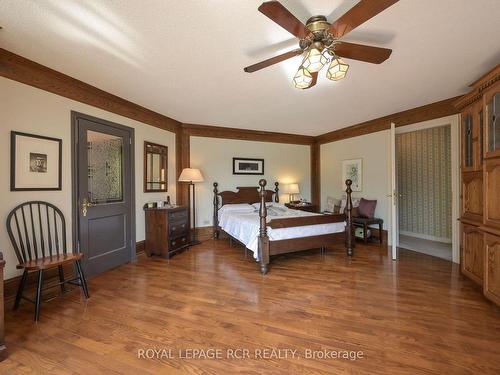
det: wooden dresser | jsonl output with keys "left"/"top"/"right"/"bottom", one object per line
{"left": 144, "top": 206, "right": 190, "bottom": 258}
{"left": 455, "top": 64, "right": 500, "bottom": 306}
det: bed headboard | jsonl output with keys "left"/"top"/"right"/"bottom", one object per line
{"left": 213, "top": 182, "right": 279, "bottom": 207}
{"left": 212, "top": 181, "right": 279, "bottom": 239}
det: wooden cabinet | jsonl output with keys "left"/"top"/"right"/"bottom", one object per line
{"left": 484, "top": 232, "right": 500, "bottom": 305}
{"left": 0, "top": 252, "right": 5, "bottom": 360}
{"left": 144, "top": 206, "right": 190, "bottom": 258}
{"left": 461, "top": 171, "right": 483, "bottom": 224}
{"left": 461, "top": 103, "right": 483, "bottom": 171}
{"left": 484, "top": 158, "right": 500, "bottom": 230}
{"left": 461, "top": 224, "right": 484, "bottom": 284}
{"left": 456, "top": 64, "right": 500, "bottom": 306}
{"left": 484, "top": 83, "right": 499, "bottom": 159}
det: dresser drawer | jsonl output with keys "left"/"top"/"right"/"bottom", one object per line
{"left": 169, "top": 236, "right": 188, "bottom": 250}
{"left": 169, "top": 220, "right": 188, "bottom": 238}
{"left": 169, "top": 209, "right": 188, "bottom": 221}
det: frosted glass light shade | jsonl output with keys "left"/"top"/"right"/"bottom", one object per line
{"left": 178, "top": 168, "right": 204, "bottom": 183}
{"left": 293, "top": 67, "right": 313, "bottom": 89}
{"left": 283, "top": 183, "right": 300, "bottom": 194}
{"left": 302, "top": 48, "right": 328, "bottom": 73}
{"left": 326, "top": 57, "right": 349, "bottom": 81}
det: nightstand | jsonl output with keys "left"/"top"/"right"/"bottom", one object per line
{"left": 144, "top": 206, "right": 190, "bottom": 258}
{"left": 285, "top": 202, "right": 317, "bottom": 213}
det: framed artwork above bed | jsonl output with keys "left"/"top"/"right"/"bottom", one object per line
{"left": 233, "top": 157, "right": 264, "bottom": 175}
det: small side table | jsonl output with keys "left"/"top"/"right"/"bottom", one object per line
{"left": 285, "top": 202, "right": 317, "bottom": 213}
{"left": 352, "top": 217, "right": 384, "bottom": 244}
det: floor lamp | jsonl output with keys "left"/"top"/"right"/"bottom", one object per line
{"left": 178, "top": 168, "right": 204, "bottom": 245}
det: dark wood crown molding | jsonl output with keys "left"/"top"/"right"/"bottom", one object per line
{"left": 183, "top": 123, "right": 315, "bottom": 145}
{"left": 316, "top": 96, "right": 461, "bottom": 144}
{"left": 0, "top": 48, "right": 180, "bottom": 133}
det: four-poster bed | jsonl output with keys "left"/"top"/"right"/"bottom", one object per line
{"left": 213, "top": 179, "right": 354, "bottom": 274}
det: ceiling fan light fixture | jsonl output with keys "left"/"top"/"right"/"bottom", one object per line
{"left": 301, "top": 47, "right": 328, "bottom": 73}
{"left": 293, "top": 67, "right": 313, "bottom": 89}
{"left": 326, "top": 57, "right": 349, "bottom": 81}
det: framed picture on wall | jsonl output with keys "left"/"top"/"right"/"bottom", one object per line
{"left": 342, "top": 158, "right": 362, "bottom": 192}
{"left": 10, "top": 131, "right": 62, "bottom": 191}
{"left": 233, "top": 157, "right": 264, "bottom": 175}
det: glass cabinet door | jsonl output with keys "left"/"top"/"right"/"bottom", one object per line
{"left": 463, "top": 112, "right": 474, "bottom": 169}
{"left": 486, "top": 92, "right": 499, "bottom": 157}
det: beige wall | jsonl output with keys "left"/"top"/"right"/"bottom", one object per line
{"left": 190, "top": 136, "right": 311, "bottom": 227}
{"left": 0, "top": 77, "right": 176, "bottom": 279}
{"left": 321, "top": 130, "right": 391, "bottom": 232}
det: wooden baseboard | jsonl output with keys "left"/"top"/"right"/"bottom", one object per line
{"left": 3, "top": 264, "right": 75, "bottom": 307}
{"left": 136, "top": 240, "right": 145, "bottom": 254}
{"left": 195, "top": 226, "right": 214, "bottom": 242}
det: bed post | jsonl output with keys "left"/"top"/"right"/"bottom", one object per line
{"left": 213, "top": 182, "right": 220, "bottom": 239}
{"left": 345, "top": 179, "right": 353, "bottom": 256}
{"left": 274, "top": 182, "right": 279, "bottom": 203}
{"left": 258, "top": 179, "right": 270, "bottom": 274}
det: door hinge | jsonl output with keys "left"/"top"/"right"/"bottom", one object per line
{"left": 129, "top": 138, "right": 132, "bottom": 145}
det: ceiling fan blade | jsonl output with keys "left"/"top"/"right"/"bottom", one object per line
{"left": 330, "top": 0, "right": 399, "bottom": 38}
{"left": 303, "top": 71, "right": 318, "bottom": 90}
{"left": 335, "top": 42, "right": 392, "bottom": 64}
{"left": 258, "top": 1, "right": 309, "bottom": 39}
{"left": 244, "top": 49, "right": 303, "bottom": 73}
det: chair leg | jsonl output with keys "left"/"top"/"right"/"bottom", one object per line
{"left": 34, "top": 270, "right": 44, "bottom": 322}
{"left": 14, "top": 269, "right": 28, "bottom": 310}
{"left": 379, "top": 222, "right": 383, "bottom": 244}
{"left": 75, "top": 260, "right": 90, "bottom": 299}
{"left": 58, "top": 265, "right": 66, "bottom": 294}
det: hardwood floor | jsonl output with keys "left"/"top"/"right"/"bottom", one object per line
{"left": 2, "top": 239, "right": 500, "bottom": 374}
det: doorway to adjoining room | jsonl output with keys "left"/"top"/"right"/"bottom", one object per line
{"left": 396, "top": 125, "right": 452, "bottom": 261}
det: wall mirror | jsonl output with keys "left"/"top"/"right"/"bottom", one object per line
{"left": 144, "top": 141, "right": 168, "bottom": 192}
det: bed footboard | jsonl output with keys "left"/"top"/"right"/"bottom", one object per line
{"left": 258, "top": 179, "right": 354, "bottom": 274}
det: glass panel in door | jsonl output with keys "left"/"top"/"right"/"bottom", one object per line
{"left": 464, "top": 114, "right": 473, "bottom": 167}
{"left": 87, "top": 130, "right": 123, "bottom": 204}
{"left": 487, "top": 93, "right": 499, "bottom": 153}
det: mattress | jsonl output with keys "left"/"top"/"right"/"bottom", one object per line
{"left": 218, "top": 205, "right": 345, "bottom": 259}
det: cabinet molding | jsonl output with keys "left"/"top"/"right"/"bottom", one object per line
{"left": 484, "top": 158, "right": 500, "bottom": 230}
{"left": 484, "top": 233, "right": 500, "bottom": 305}
{"left": 461, "top": 224, "right": 484, "bottom": 284}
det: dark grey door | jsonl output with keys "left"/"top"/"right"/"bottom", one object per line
{"left": 73, "top": 113, "right": 134, "bottom": 277}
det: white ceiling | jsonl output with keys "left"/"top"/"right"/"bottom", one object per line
{"left": 1, "top": 0, "right": 499, "bottom": 136}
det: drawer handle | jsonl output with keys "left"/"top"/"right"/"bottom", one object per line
{"left": 172, "top": 226, "right": 176, "bottom": 231}
{"left": 172, "top": 241, "right": 176, "bottom": 245}
{"left": 182, "top": 238, "right": 186, "bottom": 242}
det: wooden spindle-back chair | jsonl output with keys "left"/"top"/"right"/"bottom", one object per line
{"left": 6, "top": 201, "right": 89, "bottom": 321}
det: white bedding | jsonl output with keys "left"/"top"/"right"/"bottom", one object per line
{"left": 218, "top": 205, "right": 345, "bottom": 260}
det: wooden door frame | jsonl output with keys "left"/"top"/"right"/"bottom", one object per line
{"left": 394, "top": 114, "right": 460, "bottom": 264}
{"left": 70, "top": 111, "right": 137, "bottom": 268}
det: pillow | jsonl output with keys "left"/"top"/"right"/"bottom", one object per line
{"left": 357, "top": 198, "right": 377, "bottom": 218}
{"left": 251, "top": 202, "right": 288, "bottom": 210}
{"left": 340, "top": 197, "right": 360, "bottom": 213}
{"left": 218, "top": 204, "right": 254, "bottom": 213}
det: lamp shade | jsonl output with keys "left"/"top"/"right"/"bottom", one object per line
{"left": 283, "top": 183, "right": 300, "bottom": 194}
{"left": 178, "top": 168, "right": 204, "bottom": 183}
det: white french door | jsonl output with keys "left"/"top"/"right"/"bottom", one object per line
{"left": 390, "top": 122, "right": 398, "bottom": 260}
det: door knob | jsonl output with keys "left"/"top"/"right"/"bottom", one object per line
{"left": 81, "top": 197, "right": 95, "bottom": 217}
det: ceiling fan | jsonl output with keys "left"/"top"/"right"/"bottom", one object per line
{"left": 244, "top": 0, "right": 398, "bottom": 89}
